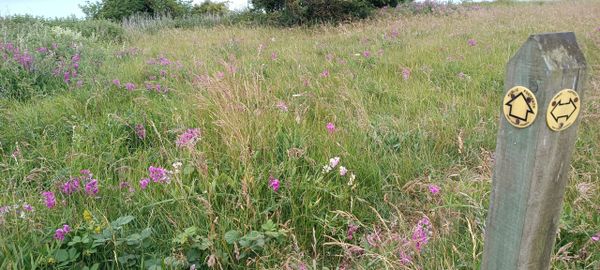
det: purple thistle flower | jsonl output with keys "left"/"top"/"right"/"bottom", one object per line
{"left": 468, "top": 39, "right": 477, "bottom": 46}
{"left": 112, "top": 79, "right": 121, "bottom": 87}
{"left": 149, "top": 166, "right": 169, "bottom": 183}
{"left": 268, "top": 175, "right": 280, "bottom": 192}
{"left": 176, "top": 128, "right": 201, "bottom": 149}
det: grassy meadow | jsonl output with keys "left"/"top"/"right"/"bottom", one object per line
{"left": 1, "top": 1, "right": 599, "bottom": 269}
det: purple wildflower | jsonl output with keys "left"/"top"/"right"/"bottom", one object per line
{"left": 276, "top": 101, "right": 288, "bottom": 112}
{"left": 428, "top": 184, "right": 441, "bottom": 195}
{"left": 36, "top": 47, "right": 48, "bottom": 53}
{"left": 268, "top": 175, "right": 280, "bottom": 192}
{"left": 320, "top": 70, "right": 330, "bottom": 78}
{"left": 468, "top": 39, "right": 477, "bottom": 46}
{"left": 412, "top": 216, "right": 431, "bottom": 252}
{"left": 135, "top": 124, "right": 146, "bottom": 140}
{"left": 139, "top": 178, "right": 150, "bottom": 190}
{"left": 42, "top": 191, "right": 56, "bottom": 209}
{"left": 347, "top": 224, "right": 359, "bottom": 240}
{"left": 363, "top": 50, "right": 371, "bottom": 57}
{"left": 149, "top": 166, "right": 169, "bottom": 183}
{"left": 176, "top": 128, "right": 201, "bottom": 149}
{"left": 112, "top": 79, "right": 121, "bottom": 87}
{"left": 125, "top": 82, "right": 135, "bottom": 91}
{"left": 592, "top": 232, "right": 600, "bottom": 242}
{"left": 60, "top": 178, "right": 80, "bottom": 195}
{"left": 326, "top": 122, "right": 336, "bottom": 134}
{"left": 271, "top": 52, "right": 278, "bottom": 60}
{"left": 339, "top": 166, "right": 348, "bottom": 176}
{"left": 85, "top": 179, "right": 98, "bottom": 195}
{"left": 54, "top": 224, "right": 71, "bottom": 241}
{"left": 402, "top": 68, "right": 411, "bottom": 80}
{"left": 23, "top": 204, "right": 33, "bottom": 212}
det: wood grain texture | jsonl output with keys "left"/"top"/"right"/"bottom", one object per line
{"left": 482, "top": 32, "right": 587, "bottom": 270}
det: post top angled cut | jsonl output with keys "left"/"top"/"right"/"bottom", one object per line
{"left": 509, "top": 32, "right": 586, "bottom": 71}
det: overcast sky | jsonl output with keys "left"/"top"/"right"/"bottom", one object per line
{"left": 0, "top": 0, "right": 250, "bottom": 18}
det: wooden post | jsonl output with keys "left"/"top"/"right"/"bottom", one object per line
{"left": 482, "top": 32, "right": 587, "bottom": 270}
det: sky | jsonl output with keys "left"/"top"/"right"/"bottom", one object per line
{"left": 0, "top": 0, "right": 250, "bottom": 18}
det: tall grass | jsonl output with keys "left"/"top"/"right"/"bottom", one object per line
{"left": 0, "top": 1, "right": 599, "bottom": 269}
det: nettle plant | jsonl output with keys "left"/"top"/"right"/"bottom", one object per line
{"left": 46, "top": 212, "right": 152, "bottom": 268}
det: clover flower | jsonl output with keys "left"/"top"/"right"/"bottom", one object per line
{"left": 326, "top": 122, "right": 336, "bottom": 134}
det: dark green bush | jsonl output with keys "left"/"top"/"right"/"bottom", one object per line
{"left": 81, "top": 0, "right": 193, "bottom": 21}
{"left": 250, "top": 0, "right": 412, "bottom": 26}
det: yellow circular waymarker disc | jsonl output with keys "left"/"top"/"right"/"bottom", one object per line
{"left": 546, "top": 89, "right": 580, "bottom": 131}
{"left": 503, "top": 86, "right": 538, "bottom": 128}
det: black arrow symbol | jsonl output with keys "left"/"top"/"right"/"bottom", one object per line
{"left": 505, "top": 92, "right": 534, "bottom": 122}
{"left": 550, "top": 98, "right": 577, "bottom": 122}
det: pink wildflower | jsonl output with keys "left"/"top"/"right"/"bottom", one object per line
{"left": 271, "top": 52, "right": 278, "bottom": 60}
{"left": 215, "top": 71, "right": 225, "bottom": 79}
{"left": 468, "top": 39, "right": 477, "bottom": 46}
{"left": 399, "top": 251, "right": 412, "bottom": 265}
{"left": 412, "top": 216, "right": 431, "bottom": 252}
{"left": 176, "top": 128, "right": 201, "bottom": 148}
{"left": 320, "top": 69, "right": 329, "bottom": 77}
{"left": 139, "top": 178, "right": 150, "bottom": 190}
{"left": 85, "top": 179, "right": 98, "bottom": 195}
{"left": 325, "top": 53, "right": 334, "bottom": 62}
{"left": 347, "top": 224, "right": 359, "bottom": 240}
{"left": 149, "top": 166, "right": 169, "bottom": 183}
{"left": 276, "top": 101, "right": 288, "bottom": 112}
{"left": 329, "top": 157, "right": 340, "bottom": 168}
{"left": 339, "top": 166, "right": 348, "bottom": 176}
{"left": 428, "top": 184, "right": 441, "bottom": 195}
{"left": 54, "top": 224, "right": 71, "bottom": 241}
{"left": 60, "top": 178, "right": 80, "bottom": 195}
{"left": 362, "top": 50, "right": 371, "bottom": 57}
{"left": 135, "top": 124, "right": 146, "bottom": 140}
{"left": 23, "top": 204, "right": 33, "bottom": 212}
{"left": 125, "top": 82, "right": 135, "bottom": 91}
{"left": 42, "top": 191, "right": 56, "bottom": 209}
{"left": 326, "top": 122, "right": 336, "bottom": 134}
{"left": 402, "top": 68, "right": 411, "bottom": 80}
{"left": 112, "top": 79, "right": 121, "bottom": 87}
{"left": 592, "top": 232, "right": 600, "bottom": 242}
{"left": 268, "top": 175, "right": 280, "bottom": 192}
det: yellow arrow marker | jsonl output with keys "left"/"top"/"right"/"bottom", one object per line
{"left": 503, "top": 86, "right": 538, "bottom": 128}
{"left": 546, "top": 89, "right": 580, "bottom": 131}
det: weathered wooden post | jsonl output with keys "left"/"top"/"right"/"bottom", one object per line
{"left": 482, "top": 32, "right": 587, "bottom": 269}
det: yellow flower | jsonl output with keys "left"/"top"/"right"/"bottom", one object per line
{"left": 83, "top": 209, "right": 93, "bottom": 223}
{"left": 94, "top": 226, "right": 102, "bottom": 234}
{"left": 47, "top": 258, "right": 56, "bottom": 265}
